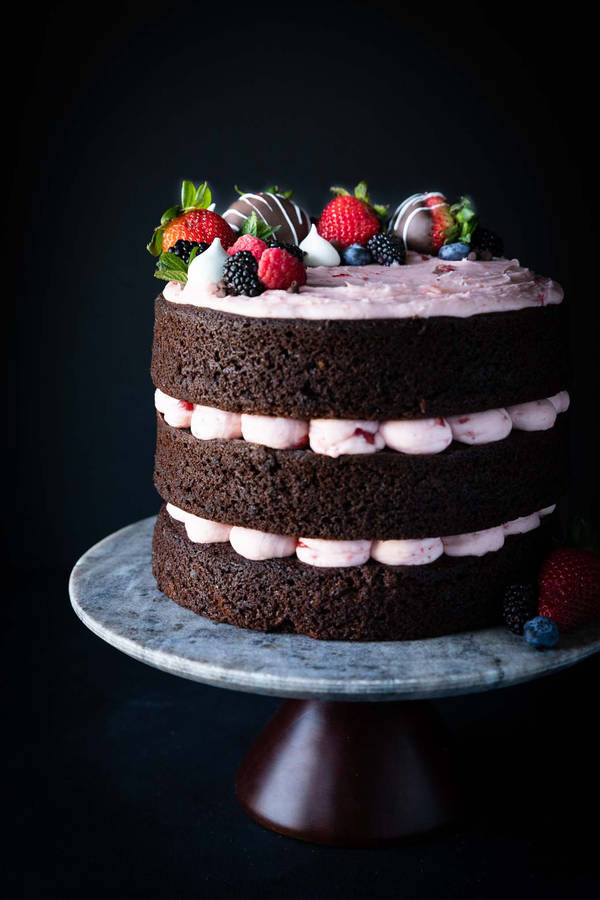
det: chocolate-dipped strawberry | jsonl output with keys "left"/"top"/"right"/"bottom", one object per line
{"left": 388, "top": 192, "right": 454, "bottom": 254}
{"left": 223, "top": 189, "right": 311, "bottom": 245}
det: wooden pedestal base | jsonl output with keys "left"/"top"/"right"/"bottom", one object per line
{"left": 236, "top": 699, "right": 459, "bottom": 846}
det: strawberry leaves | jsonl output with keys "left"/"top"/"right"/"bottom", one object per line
{"left": 147, "top": 180, "right": 213, "bottom": 256}
{"left": 443, "top": 196, "right": 479, "bottom": 245}
{"left": 330, "top": 181, "right": 389, "bottom": 222}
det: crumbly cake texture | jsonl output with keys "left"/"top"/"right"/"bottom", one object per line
{"left": 151, "top": 296, "right": 567, "bottom": 419}
{"left": 152, "top": 505, "right": 551, "bottom": 641}
{"left": 154, "top": 413, "right": 568, "bottom": 540}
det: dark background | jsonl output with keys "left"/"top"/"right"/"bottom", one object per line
{"left": 10, "top": 1, "right": 599, "bottom": 897}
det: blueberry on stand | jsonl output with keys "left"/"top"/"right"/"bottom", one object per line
{"left": 523, "top": 616, "right": 560, "bottom": 649}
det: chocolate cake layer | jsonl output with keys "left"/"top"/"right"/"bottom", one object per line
{"left": 154, "top": 413, "right": 568, "bottom": 539}
{"left": 152, "top": 505, "right": 551, "bottom": 641}
{"left": 151, "top": 295, "right": 568, "bottom": 419}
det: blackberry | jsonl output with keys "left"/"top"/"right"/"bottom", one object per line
{"left": 502, "top": 584, "right": 538, "bottom": 634}
{"left": 366, "top": 232, "right": 406, "bottom": 266}
{"left": 267, "top": 239, "right": 305, "bottom": 263}
{"left": 168, "top": 239, "right": 209, "bottom": 264}
{"left": 222, "top": 251, "right": 264, "bottom": 297}
{"left": 471, "top": 226, "right": 503, "bottom": 257}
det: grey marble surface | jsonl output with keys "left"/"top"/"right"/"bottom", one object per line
{"left": 69, "top": 516, "right": 600, "bottom": 701}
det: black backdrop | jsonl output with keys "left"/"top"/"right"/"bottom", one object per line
{"left": 10, "top": 2, "right": 600, "bottom": 897}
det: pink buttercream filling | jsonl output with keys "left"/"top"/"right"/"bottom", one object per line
{"left": 155, "top": 389, "right": 568, "bottom": 455}
{"left": 163, "top": 252, "right": 563, "bottom": 320}
{"left": 166, "top": 503, "right": 555, "bottom": 567}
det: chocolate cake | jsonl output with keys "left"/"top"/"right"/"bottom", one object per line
{"left": 148, "top": 181, "right": 569, "bottom": 640}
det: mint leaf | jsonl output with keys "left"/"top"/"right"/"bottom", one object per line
{"left": 239, "top": 210, "right": 280, "bottom": 240}
{"left": 154, "top": 251, "right": 189, "bottom": 283}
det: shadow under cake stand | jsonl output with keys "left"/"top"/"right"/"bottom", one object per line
{"left": 70, "top": 517, "right": 600, "bottom": 847}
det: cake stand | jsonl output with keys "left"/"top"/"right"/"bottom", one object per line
{"left": 70, "top": 517, "right": 600, "bottom": 847}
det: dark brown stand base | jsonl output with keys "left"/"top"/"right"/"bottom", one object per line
{"left": 236, "top": 699, "right": 459, "bottom": 847}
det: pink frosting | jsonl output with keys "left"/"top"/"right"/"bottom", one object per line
{"left": 241, "top": 414, "right": 309, "bottom": 449}
{"left": 156, "top": 390, "right": 568, "bottom": 455}
{"left": 502, "top": 512, "right": 541, "bottom": 536}
{"left": 371, "top": 537, "right": 444, "bottom": 566}
{"left": 442, "top": 526, "right": 505, "bottom": 557}
{"left": 166, "top": 503, "right": 554, "bottom": 567}
{"left": 163, "top": 252, "right": 563, "bottom": 320}
{"left": 191, "top": 405, "right": 242, "bottom": 440}
{"left": 380, "top": 417, "right": 453, "bottom": 454}
{"left": 447, "top": 408, "right": 512, "bottom": 445}
{"left": 507, "top": 398, "right": 557, "bottom": 431}
{"left": 296, "top": 538, "right": 372, "bottom": 568}
{"left": 155, "top": 389, "right": 193, "bottom": 428}
{"left": 229, "top": 526, "right": 297, "bottom": 560}
{"left": 309, "top": 419, "right": 385, "bottom": 457}
{"left": 548, "top": 391, "right": 570, "bottom": 414}
{"left": 166, "top": 503, "right": 231, "bottom": 542}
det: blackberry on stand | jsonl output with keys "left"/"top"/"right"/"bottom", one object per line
{"left": 222, "top": 251, "right": 264, "bottom": 297}
{"left": 502, "top": 584, "right": 538, "bottom": 634}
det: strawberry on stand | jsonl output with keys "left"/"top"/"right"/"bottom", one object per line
{"left": 538, "top": 520, "right": 600, "bottom": 631}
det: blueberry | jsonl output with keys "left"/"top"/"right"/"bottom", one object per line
{"left": 342, "top": 244, "right": 373, "bottom": 266}
{"left": 523, "top": 616, "right": 559, "bottom": 650}
{"left": 438, "top": 242, "right": 471, "bottom": 261}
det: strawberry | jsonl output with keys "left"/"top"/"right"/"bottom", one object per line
{"left": 424, "top": 193, "right": 456, "bottom": 251}
{"left": 538, "top": 547, "right": 600, "bottom": 631}
{"left": 147, "top": 180, "right": 235, "bottom": 255}
{"left": 258, "top": 248, "right": 307, "bottom": 291}
{"left": 317, "top": 181, "right": 388, "bottom": 249}
{"left": 227, "top": 235, "right": 268, "bottom": 262}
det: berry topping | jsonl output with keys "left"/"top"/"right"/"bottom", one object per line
{"left": 257, "top": 248, "right": 307, "bottom": 291}
{"left": 523, "top": 616, "right": 560, "bottom": 649}
{"left": 471, "top": 226, "right": 504, "bottom": 257}
{"left": 438, "top": 241, "right": 471, "bottom": 261}
{"left": 317, "top": 182, "right": 387, "bottom": 249}
{"left": 168, "top": 239, "right": 209, "bottom": 264}
{"left": 147, "top": 181, "right": 235, "bottom": 255}
{"left": 538, "top": 547, "right": 600, "bottom": 631}
{"left": 221, "top": 251, "right": 264, "bottom": 297}
{"left": 366, "top": 232, "right": 406, "bottom": 266}
{"left": 267, "top": 238, "right": 306, "bottom": 263}
{"left": 227, "top": 235, "right": 268, "bottom": 262}
{"left": 341, "top": 244, "right": 374, "bottom": 266}
{"left": 502, "top": 584, "right": 538, "bottom": 634}
{"left": 433, "top": 264, "right": 456, "bottom": 274}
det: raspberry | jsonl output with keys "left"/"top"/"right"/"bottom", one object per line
{"left": 267, "top": 238, "right": 305, "bottom": 263}
{"left": 221, "top": 251, "right": 264, "bottom": 297}
{"left": 366, "top": 232, "right": 406, "bottom": 266}
{"left": 227, "top": 235, "right": 268, "bottom": 262}
{"left": 258, "top": 248, "right": 307, "bottom": 291}
{"left": 168, "top": 239, "right": 209, "bottom": 264}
